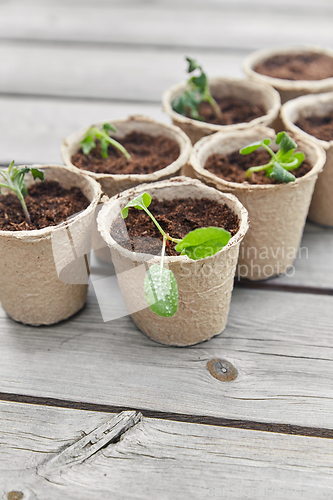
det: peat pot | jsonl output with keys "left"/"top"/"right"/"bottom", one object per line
{"left": 189, "top": 127, "right": 326, "bottom": 280}
{"left": 61, "top": 115, "right": 192, "bottom": 197}
{"left": 243, "top": 45, "right": 333, "bottom": 104}
{"left": 281, "top": 92, "right": 333, "bottom": 226}
{"left": 162, "top": 77, "right": 280, "bottom": 144}
{"left": 0, "top": 165, "right": 101, "bottom": 325}
{"left": 97, "top": 177, "right": 248, "bottom": 346}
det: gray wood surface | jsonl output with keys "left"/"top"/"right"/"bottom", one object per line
{"left": 0, "top": 1, "right": 331, "bottom": 49}
{"left": 1, "top": 401, "right": 333, "bottom": 500}
{"left": 1, "top": 284, "right": 333, "bottom": 428}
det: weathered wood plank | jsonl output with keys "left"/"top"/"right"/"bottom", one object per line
{"left": 0, "top": 286, "right": 333, "bottom": 428}
{"left": 0, "top": 1, "right": 332, "bottom": 50}
{"left": 0, "top": 96, "right": 166, "bottom": 165}
{"left": 1, "top": 401, "right": 333, "bottom": 500}
{"left": 0, "top": 43, "right": 244, "bottom": 101}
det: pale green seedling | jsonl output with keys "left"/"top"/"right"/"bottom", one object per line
{"left": 0, "top": 161, "right": 44, "bottom": 224}
{"left": 121, "top": 193, "right": 231, "bottom": 317}
{"left": 240, "top": 131, "right": 305, "bottom": 183}
{"left": 80, "top": 123, "right": 131, "bottom": 160}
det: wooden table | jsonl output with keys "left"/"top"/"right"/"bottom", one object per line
{"left": 1, "top": 1, "right": 333, "bottom": 498}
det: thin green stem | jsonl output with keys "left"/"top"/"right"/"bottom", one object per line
{"left": 107, "top": 137, "right": 131, "bottom": 160}
{"left": 142, "top": 206, "right": 182, "bottom": 244}
{"left": 245, "top": 161, "right": 273, "bottom": 178}
{"left": 205, "top": 94, "right": 222, "bottom": 118}
{"left": 17, "top": 191, "right": 31, "bottom": 224}
{"left": 160, "top": 236, "right": 167, "bottom": 272}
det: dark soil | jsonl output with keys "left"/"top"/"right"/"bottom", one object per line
{"left": 111, "top": 198, "right": 240, "bottom": 257}
{"left": 71, "top": 132, "right": 180, "bottom": 175}
{"left": 186, "top": 95, "right": 265, "bottom": 125}
{"left": 205, "top": 149, "right": 312, "bottom": 185}
{"left": 254, "top": 52, "right": 333, "bottom": 81}
{"left": 296, "top": 114, "right": 333, "bottom": 142}
{"left": 0, "top": 180, "right": 90, "bottom": 231}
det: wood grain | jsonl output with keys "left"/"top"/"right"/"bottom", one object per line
{"left": 1, "top": 401, "right": 333, "bottom": 500}
{"left": 0, "top": 284, "right": 333, "bottom": 428}
{"left": 0, "top": 1, "right": 331, "bottom": 50}
{"left": 0, "top": 43, "right": 244, "bottom": 101}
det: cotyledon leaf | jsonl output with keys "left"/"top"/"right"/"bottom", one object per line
{"left": 144, "top": 264, "right": 178, "bottom": 317}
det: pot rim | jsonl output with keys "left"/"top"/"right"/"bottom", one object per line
{"left": 162, "top": 76, "right": 281, "bottom": 132}
{"left": 243, "top": 45, "right": 333, "bottom": 90}
{"left": 61, "top": 114, "right": 192, "bottom": 181}
{"left": 0, "top": 164, "right": 102, "bottom": 240}
{"left": 281, "top": 91, "right": 333, "bottom": 149}
{"left": 189, "top": 125, "right": 326, "bottom": 191}
{"left": 97, "top": 176, "right": 249, "bottom": 264}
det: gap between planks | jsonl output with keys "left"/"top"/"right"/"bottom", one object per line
{"left": 1, "top": 392, "right": 333, "bottom": 440}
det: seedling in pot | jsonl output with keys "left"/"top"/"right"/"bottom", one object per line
{"left": 0, "top": 161, "right": 44, "bottom": 224}
{"left": 121, "top": 193, "right": 231, "bottom": 318}
{"left": 172, "top": 57, "right": 222, "bottom": 121}
{"left": 80, "top": 123, "right": 131, "bottom": 160}
{"left": 240, "top": 131, "right": 305, "bottom": 183}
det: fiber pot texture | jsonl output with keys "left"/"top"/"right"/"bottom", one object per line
{"left": 189, "top": 127, "right": 326, "bottom": 280}
{"left": 281, "top": 92, "right": 333, "bottom": 226}
{"left": 243, "top": 46, "right": 333, "bottom": 104}
{"left": 61, "top": 115, "right": 192, "bottom": 197}
{"left": 0, "top": 165, "right": 101, "bottom": 325}
{"left": 97, "top": 177, "right": 248, "bottom": 346}
{"left": 162, "top": 77, "right": 281, "bottom": 144}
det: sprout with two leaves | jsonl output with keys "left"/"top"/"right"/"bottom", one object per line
{"left": 121, "top": 193, "right": 231, "bottom": 317}
{"left": 0, "top": 161, "right": 44, "bottom": 225}
{"left": 172, "top": 57, "right": 222, "bottom": 121}
{"left": 240, "top": 131, "right": 305, "bottom": 183}
{"left": 80, "top": 123, "right": 131, "bottom": 160}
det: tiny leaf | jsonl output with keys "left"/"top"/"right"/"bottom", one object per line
{"left": 186, "top": 57, "right": 201, "bottom": 73}
{"left": 144, "top": 264, "right": 178, "bottom": 317}
{"left": 175, "top": 227, "right": 231, "bottom": 260}
{"left": 240, "top": 139, "right": 271, "bottom": 155}
{"left": 275, "top": 131, "right": 297, "bottom": 155}
{"left": 270, "top": 162, "right": 296, "bottom": 183}
{"left": 81, "top": 135, "right": 96, "bottom": 155}
{"left": 30, "top": 168, "right": 44, "bottom": 181}
{"left": 103, "top": 123, "right": 117, "bottom": 133}
{"left": 121, "top": 192, "right": 152, "bottom": 219}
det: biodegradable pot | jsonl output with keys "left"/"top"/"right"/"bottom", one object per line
{"left": 281, "top": 92, "right": 333, "bottom": 226}
{"left": 243, "top": 46, "right": 333, "bottom": 104}
{"left": 97, "top": 177, "right": 248, "bottom": 346}
{"left": 189, "top": 126, "right": 326, "bottom": 280}
{"left": 162, "top": 77, "right": 281, "bottom": 144}
{"left": 61, "top": 115, "right": 192, "bottom": 198}
{"left": 0, "top": 165, "right": 101, "bottom": 325}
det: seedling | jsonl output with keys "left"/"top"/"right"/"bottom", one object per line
{"left": 172, "top": 57, "right": 222, "bottom": 121}
{"left": 240, "top": 131, "right": 305, "bottom": 183}
{"left": 0, "top": 161, "right": 44, "bottom": 224}
{"left": 80, "top": 123, "right": 131, "bottom": 160}
{"left": 121, "top": 193, "right": 231, "bottom": 317}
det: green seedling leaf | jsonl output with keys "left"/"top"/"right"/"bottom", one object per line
{"left": 242, "top": 132, "right": 305, "bottom": 183}
{"left": 80, "top": 123, "right": 130, "bottom": 159}
{"left": 0, "top": 162, "right": 44, "bottom": 224}
{"left": 270, "top": 162, "right": 296, "bottom": 183}
{"left": 81, "top": 135, "right": 96, "bottom": 155}
{"left": 144, "top": 264, "right": 178, "bottom": 317}
{"left": 121, "top": 192, "right": 152, "bottom": 219}
{"left": 240, "top": 139, "right": 271, "bottom": 155}
{"left": 276, "top": 131, "right": 297, "bottom": 154}
{"left": 172, "top": 56, "right": 221, "bottom": 120}
{"left": 175, "top": 227, "right": 231, "bottom": 260}
{"left": 103, "top": 123, "right": 117, "bottom": 133}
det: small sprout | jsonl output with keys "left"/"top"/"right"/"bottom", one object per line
{"left": 240, "top": 131, "right": 305, "bottom": 183}
{"left": 80, "top": 123, "right": 131, "bottom": 160}
{"left": 121, "top": 193, "right": 231, "bottom": 317}
{"left": 172, "top": 57, "right": 222, "bottom": 121}
{"left": 0, "top": 161, "right": 44, "bottom": 225}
